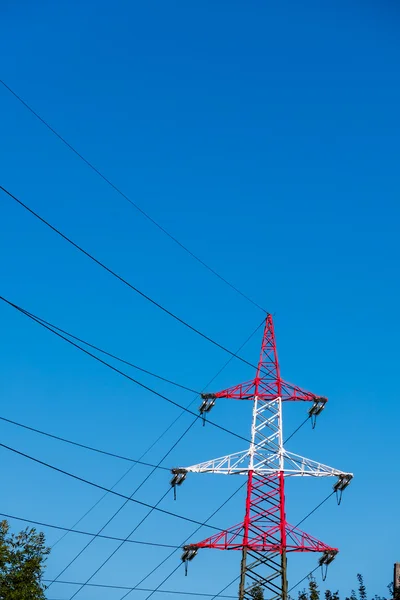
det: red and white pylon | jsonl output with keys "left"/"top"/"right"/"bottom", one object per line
{"left": 172, "top": 315, "right": 352, "bottom": 600}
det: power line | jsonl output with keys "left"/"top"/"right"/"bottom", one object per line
{"left": 0, "top": 80, "right": 266, "bottom": 314}
{"left": 0, "top": 294, "right": 251, "bottom": 445}
{"left": 45, "top": 316, "right": 264, "bottom": 570}
{"left": 43, "top": 579, "right": 237, "bottom": 598}
{"left": 119, "top": 482, "right": 247, "bottom": 600}
{"left": 283, "top": 415, "right": 310, "bottom": 444}
{"left": 49, "top": 418, "right": 197, "bottom": 594}
{"left": 0, "top": 511, "right": 179, "bottom": 549}
{"left": 51, "top": 451, "right": 150, "bottom": 550}
{"left": 59, "top": 428, "right": 245, "bottom": 599}
{"left": 60, "top": 321, "right": 263, "bottom": 600}
{"left": 50, "top": 316, "right": 264, "bottom": 554}
{"left": 10, "top": 304, "right": 200, "bottom": 394}
{"left": 0, "top": 441, "right": 224, "bottom": 532}
{"left": 0, "top": 415, "right": 170, "bottom": 471}
{"left": 293, "top": 491, "right": 335, "bottom": 529}
{"left": 0, "top": 381, "right": 308, "bottom": 479}
{"left": 141, "top": 563, "right": 182, "bottom": 600}
{"left": 210, "top": 576, "right": 240, "bottom": 600}
{"left": 288, "top": 566, "right": 320, "bottom": 593}
{"left": 0, "top": 184, "right": 268, "bottom": 373}
{"left": 68, "top": 488, "right": 172, "bottom": 599}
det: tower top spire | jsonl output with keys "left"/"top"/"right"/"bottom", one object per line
{"left": 201, "top": 314, "right": 326, "bottom": 403}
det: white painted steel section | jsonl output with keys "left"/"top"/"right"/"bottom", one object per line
{"left": 278, "top": 397, "right": 284, "bottom": 471}
{"left": 181, "top": 395, "right": 353, "bottom": 480}
{"left": 249, "top": 395, "right": 258, "bottom": 470}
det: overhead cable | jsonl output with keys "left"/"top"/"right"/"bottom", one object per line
{"left": 67, "top": 488, "right": 173, "bottom": 599}
{"left": 48, "top": 418, "right": 197, "bottom": 593}
{"left": 118, "top": 482, "right": 246, "bottom": 600}
{"left": 0, "top": 511, "right": 178, "bottom": 549}
{"left": 43, "top": 578, "right": 237, "bottom": 598}
{"left": 49, "top": 323, "right": 263, "bottom": 596}
{"left": 6, "top": 304, "right": 199, "bottom": 394}
{"left": 0, "top": 415, "right": 170, "bottom": 470}
{"left": 47, "top": 323, "right": 262, "bottom": 596}
{"left": 0, "top": 80, "right": 266, "bottom": 314}
{"left": 0, "top": 441, "right": 224, "bottom": 532}
{"left": 0, "top": 294, "right": 251, "bottom": 445}
{"left": 1, "top": 296, "right": 310, "bottom": 458}
{"left": 0, "top": 184, "right": 268, "bottom": 373}
{"left": 288, "top": 565, "right": 320, "bottom": 593}
{"left": 46, "top": 317, "right": 264, "bottom": 554}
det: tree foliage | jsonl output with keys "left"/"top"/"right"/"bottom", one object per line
{"left": 309, "top": 576, "right": 320, "bottom": 600}
{"left": 295, "top": 573, "right": 391, "bottom": 600}
{"left": 358, "top": 574, "right": 368, "bottom": 600}
{"left": 0, "top": 520, "right": 49, "bottom": 599}
{"left": 388, "top": 582, "right": 400, "bottom": 600}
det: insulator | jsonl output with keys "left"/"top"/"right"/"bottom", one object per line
{"left": 333, "top": 474, "right": 353, "bottom": 504}
{"left": 181, "top": 545, "right": 197, "bottom": 576}
{"left": 199, "top": 397, "right": 216, "bottom": 426}
{"left": 308, "top": 397, "right": 327, "bottom": 429}
{"left": 170, "top": 469, "right": 187, "bottom": 499}
{"left": 181, "top": 545, "right": 198, "bottom": 572}
{"left": 308, "top": 397, "right": 327, "bottom": 417}
{"left": 199, "top": 398, "right": 216, "bottom": 414}
{"left": 318, "top": 550, "right": 338, "bottom": 567}
{"left": 333, "top": 474, "right": 353, "bottom": 492}
{"left": 319, "top": 550, "right": 338, "bottom": 581}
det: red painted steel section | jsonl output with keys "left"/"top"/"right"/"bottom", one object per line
{"left": 279, "top": 471, "right": 287, "bottom": 552}
{"left": 243, "top": 470, "right": 253, "bottom": 547}
{"left": 211, "top": 315, "right": 323, "bottom": 402}
{"left": 189, "top": 472, "right": 337, "bottom": 554}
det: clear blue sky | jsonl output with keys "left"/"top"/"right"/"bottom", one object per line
{"left": 1, "top": 1, "right": 399, "bottom": 598}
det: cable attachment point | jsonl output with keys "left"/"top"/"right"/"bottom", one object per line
{"left": 199, "top": 394, "right": 216, "bottom": 426}
{"left": 170, "top": 468, "right": 187, "bottom": 500}
{"left": 319, "top": 549, "right": 338, "bottom": 581}
{"left": 181, "top": 545, "right": 198, "bottom": 575}
{"left": 308, "top": 397, "right": 327, "bottom": 429}
{"left": 333, "top": 474, "right": 353, "bottom": 505}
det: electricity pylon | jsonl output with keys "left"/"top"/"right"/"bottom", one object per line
{"left": 172, "top": 315, "right": 352, "bottom": 600}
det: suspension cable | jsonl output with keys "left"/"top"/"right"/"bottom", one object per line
{"left": 0, "top": 80, "right": 266, "bottom": 314}
{"left": 1, "top": 184, "right": 268, "bottom": 371}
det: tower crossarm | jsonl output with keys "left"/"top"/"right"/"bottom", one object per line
{"left": 282, "top": 451, "right": 353, "bottom": 479}
{"left": 179, "top": 449, "right": 251, "bottom": 475}
{"left": 200, "top": 380, "right": 326, "bottom": 403}
{"left": 177, "top": 449, "right": 284, "bottom": 475}
{"left": 279, "top": 380, "right": 325, "bottom": 403}
{"left": 174, "top": 450, "right": 353, "bottom": 479}
{"left": 183, "top": 518, "right": 339, "bottom": 553}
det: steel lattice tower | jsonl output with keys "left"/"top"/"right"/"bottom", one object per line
{"left": 172, "top": 315, "right": 353, "bottom": 600}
